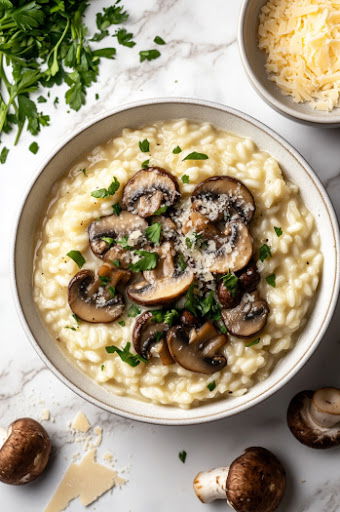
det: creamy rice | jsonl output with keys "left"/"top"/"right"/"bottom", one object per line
{"left": 33, "top": 120, "right": 322, "bottom": 408}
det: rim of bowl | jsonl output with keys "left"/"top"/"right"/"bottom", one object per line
{"left": 238, "top": 0, "right": 340, "bottom": 126}
{"left": 10, "top": 97, "right": 340, "bottom": 425}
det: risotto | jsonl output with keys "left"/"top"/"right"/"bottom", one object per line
{"left": 33, "top": 119, "right": 322, "bottom": 408}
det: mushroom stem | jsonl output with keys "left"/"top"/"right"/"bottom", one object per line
{"left": 310, "top": 388, "right": 340, "bottom": 428}
{"left": 193, "top": 466, "right": 229, "bottom": 503}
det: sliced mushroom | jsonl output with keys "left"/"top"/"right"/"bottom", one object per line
{"left": 103, "top": 245, "right": 132, "bottom": 269}
{"left": 127, "top": 242, "right": 194, "bottom": 305}
{"left": 133, "top": 311, "right": 174, "bottom": 365}
{"left": 182, "top": 210, "right": 219, "bottom": 237}
{"left": 167, "top": 322, "right": 227, "bottom": 374}
{"left": 222, "top": 291, "right": 269, "bottom": 337}
{"left": 238, "top": 259, "right": 260, "bottom": 292}
{"left": 194, "top": 447, "right": 286, "bottom": 512}
{"left": 192, "top": 176, "right": 255, "bottom": 224}
{"left": 217, "top": 280, "right": 242, "bottom": 309}
{"left": 121, "top": 167, "right": 180, "bottom": 217}
{"left": 287, "top": 388, "right": 340, "bottom": 449}
{"left": 88, "top": 211, "right": 147, "bottom": 256}
{"left": 68, "top": 269, "right": 127, "bottom": 323}
{"left": 206, "top": 221, "right": 253, "bottom": 273}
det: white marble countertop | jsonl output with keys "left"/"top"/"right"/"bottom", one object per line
{"left": 1, "top": 1, "right": 340, "bottom": 511}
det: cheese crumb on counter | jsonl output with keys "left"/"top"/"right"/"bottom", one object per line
{"left": 70, "top": 411, "right": 90, "bottom": 433}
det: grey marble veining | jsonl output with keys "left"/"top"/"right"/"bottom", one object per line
{"left": 0, "top": 1, "right": 339, "bottom": 511}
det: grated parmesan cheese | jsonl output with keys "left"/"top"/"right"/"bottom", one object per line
{"left": 258, "top": 0, "right": 340, "bottom": 111}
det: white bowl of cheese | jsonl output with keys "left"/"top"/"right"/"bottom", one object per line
{"left": 239, "top": 0, "right": 340, "bottom": 127}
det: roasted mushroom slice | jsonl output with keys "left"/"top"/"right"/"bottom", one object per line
{"left": 68, "top": 269, "right": 128, "bottom": 323}
{"left": 222, "top": 291, "right": 269, "bottom": 337}
{"left": 192, "top": 176, "right": 255, "bottom": 224}
{"left": 88, "top": 211, "right": 147, "bottom": 256}
{"left": 238, "top": 259, "right": 260, "bottom": 292}
{"left": 206, "top": 221, "right": 253, "bottom": 273}
{"left": 121, "top": 167, "right": 180, "bottom": 217}
{"left": 127, "top": 242, "right": 194, "bottom": 305}
{"left": 182, "top": 210, "right": 219, "bottom": 237}
{"left": 133, "top": 311, "right": 174, "bottom": 365}
{"left": 167, "top": 322, "right": 227, "bottom": 374}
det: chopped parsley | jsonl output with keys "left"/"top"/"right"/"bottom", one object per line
{"left": 183, "top": 152, "right": 208, "bottom": 161}
{"left": 151, "top": 309, "right": 179, "bottom": 326}
{"left": 153, "top": 205, "right": 168, "bottom": 215}
{"left": 145, "top": 222, "right": 162, "bottom": 245}
{"left": 112, "top": 202, "right": 122, "bottom": 216}
{"left": 176, "top": 252, "right": 187, "bottom": 271}
{"left": 101, "top": 364, "right": 105, "bottom": 371}
{"left": 115, "top": 28, "right": 135, "bottom": 47}
{"left": 266, "top": 273, "right": 276, "bottom": 287}
{"left": 101, "top": 236, "right": 115, "bottom": 246}
{"left": 154, "top": 35, "right": 166, "bottom": 45}
{"left": 139, "top": 49, "right": 161, "bottom": 62}
{"left": 274, "top": 226, "right": 283, "bottom": 237}
{"left": 259, "top": 243, "right": 272, "bottom": 262}
{"left": 91, "top": 177, "right": 120, "bottom": 198}
{"left": 139, "top": 139, "right": 150, "bottom": 152}
{"left": 67, "top": 250, "right": 86, "bottom": 268}
{"left": 117, "top": 235, "right": 132, "bottom": 249}
{"left": 112, "top": 259, "right": 121, "bottom": 267}
{"left": 172, "top": 145, "right": 182, "bottom": 154}
{"left": 105, "top": 342, "right": 147, "bottom": 367}
{"left": 245, "top": 338, "right": 260, "bottom": 347}
{"left": 207, "top": 381, "right": 216, "bottom": 391}
{"left": 108, "top": 286, "right": 116, "bottom": 297}
{"left": 80, "top": 168, "right": 88, "bottom": 176}
{"left": 129, "top": 250, "right": 158, "bottom": 272}
{"left": 142, "top": 159, "right": 150, "bottom": 169}
{"left": 185, "top": 232, "right": 203, "bottom": 249}
{"left": 181, "top": 174, "right": 190, "bottom": 184}
{"left": 127, "top": 305, "right": 141, "bottom": 317}
{"left": 0, "top": 147, "right": 9, "bottom": 164}
{"left": 99, "top": 275, "right": 110, "bottom": 285}
{"left": 178, "top": 450, "right": 187, "bottom": 463}
{"left": 37, "top": 96, "right": 47, "bottom": 103}
{"left": 118, "top": 320, "right": 126, "bottom": 326}
{"left": 29, "top": 142, "right": 39, "bottom": 154}
{"left": 221, "top": 273, "right": 239, "bottom": 297}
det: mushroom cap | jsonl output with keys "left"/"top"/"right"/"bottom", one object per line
{"left": 192, "top": 176, "right": 255, "bottom": 224}
{"left": 88, "top": 211, "right": 147, "bottom": 256}
{"left": 68, "top": 269, "right": 125, "bottom": 323}
{"left": 132, "top": 311, "right": 173, "bottom": 364}
{"left": 167, "top": 323, "right": 228, "bottom": 374}
{"left": 238, "top": 260, "right": 260, "bottom": 292}
{"left": 287, "top": 389, "right": 340, "bottom": 449}
{"left": 0, "top": 418, "right": 51, "bottom": 485}
{"left": 226, "top": 447, "right": 286, "bottom": 512}
{"left": 222, "top": 291, "right": 269, "bottom": 337}
{"left": 121, "top": 167, "right": 180, "bottom": 217}
{"left": 127, "top": 270, "right": 194, "bottom": 306}
{"left": 207, "top": 221, "right": 253, "bottom": 274}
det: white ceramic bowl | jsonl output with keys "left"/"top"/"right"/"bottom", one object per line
{"left": 239, "top": 0, "right": 340, "bottom": 127}
{"left": 11, "top": 99, "right": 340, "bottom": 425}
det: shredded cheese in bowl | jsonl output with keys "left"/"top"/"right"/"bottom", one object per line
{"left": 258, "top": 0, "right": 340, "bottom": 111}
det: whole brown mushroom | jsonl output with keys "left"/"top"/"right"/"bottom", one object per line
{"left": 0, "top": 418, "right": 51, "bottom": 485}
{"left": 193, "top": 447, "right": 286, "bottom": 512}
{"left": 287, "top": 387, "right": 340, "bottom": 449}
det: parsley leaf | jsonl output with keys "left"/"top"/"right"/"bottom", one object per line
{"left": 117, "top": 235, "right": 132, "bottom": 249}
{"left": 176, "top": 252, "right": 187, "bottom": 271}
{"left": 178, "top": 451, "right": 187, "bottom": 463}
{"left": 118, "top": 320, "right": 126, "bottom": 326}
{"left": 99, "top": 275, "right": 110, "bottom": 285}
{"left": 207, "top": 381, "right": 216, "bottom": 391}
{"left": 127, "top": 304, "right": 141, "bottom": 317}
{"left": 112, "top": 203, "right": 122, "bottom": 216}
{"left": 274, "top": 226, "right": 283, "bottom": 237}
{"left": 151, "top": 309, "right": 179, "bottom": 326}
{"left": 145, "top": 222, "right": 162, "bottom": 245}
{"left": 139, "top": 49, "right": 161, "bottom": 62}
{"left": 115, "top": 28, "right": 135, "bottom": 47}
{"left": 108, "top": 286, "right": 116, "bottom": 297}
{"left": 129, "top": 250, "right": 158, "bottom": 272}
{"left": 245, "top": 338, "right": 260, "bottom": 347}
{"left": 183, "top": 152, "right": 208, "bottom": 161}
{"left": 154, "top": 35, "right": 166, "bottom": 45}
{"left": 0, "top": 147, "right": 9, "bottom": 164}
{"left": 153, "top": 205, "right": 168, "bottom": 215}
{"left": 91, "top": 177, "right": 120, "bottom": 198}
{"left": 139, "top": 139, "right": 150, "bottom": 152}
{"left": 101, "top": 236, "right": 115, "bottom": 246}
{"left": 142, "top": 159, "right": 150, "bottom": 169}
{"left": 181, "top": 174, "right": 190, "bottom": 184}
{"left": 221, "top": 273, "right": 239, "bottom": 297}
{"left": 29, "top": 141, "right": 39, "bottom": 154}
{"left": 105, "top": 342, "right": 147, "bottom": 367}
{"left": 266, "top": 273, "right": 276, "bottom": 287}
{"left": 172, "top": 145, "right": 182, "bottom": 154}
{"left": 185, "top": 232, "right": 203, "bottom": 249}
{"left": 67, "top": 250, "right": 86, "bottom": 268}
{"left": 259, "top": 244, "right": 272, "bottom": 262}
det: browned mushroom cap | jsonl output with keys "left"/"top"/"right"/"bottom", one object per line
{"left": 217, "top": 280, "right": 242, "bottom": 309}
{"left": 68, "top": 269, "right": 127, "bottom": 323}
{"left": 207, "top": 221, "right": 253, "bottom": 274}
{"left": 88, "top": 211, "right": 147, "bottom": 256}
{"left": 287, "top": 388, "right": 340, "bottom": 449}
{"left": 238, "top": 259, "right": 260, "bottom": 292}
{"left": 127, "top": 243, "right": 194, "bottom": 305}
{"left": 222, "top": 291, "right": 269, "bottom": 337}
{"left": 121, "top": 167, "right": 180, "bottom": 217}
{"left": 226, "top": 447, "right": 286, "bottom": 512}
{"left": 182, "top": 210, "right": 219, "bottom": 237}
{"left": 192, "top": 176, "right": 255, "bottom": 224}
{"left": 133, "top": 311, "right": 174, "bottom": 365}
{"left": 0, "top": 418, "right": 51, "bottom": 485}
{"left": 167, "top": 322, "right": 227, "bottom": 374}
